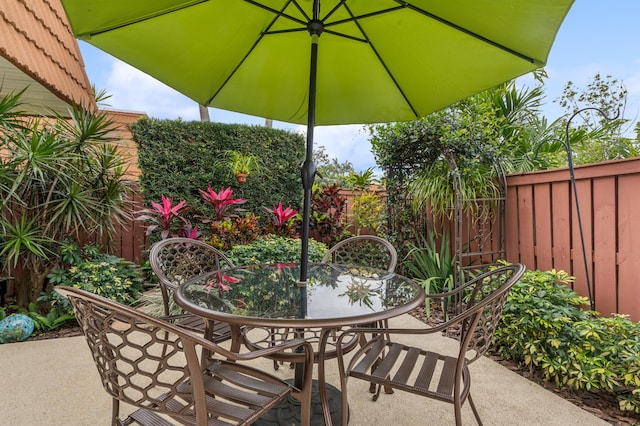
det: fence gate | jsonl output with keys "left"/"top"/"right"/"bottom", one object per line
{"left": 453, "top": 162, "right": 507, "bottom": 289}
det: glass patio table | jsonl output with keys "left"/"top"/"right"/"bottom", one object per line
{"left": 174, "top": 262, "right": 425, "bottom": 425}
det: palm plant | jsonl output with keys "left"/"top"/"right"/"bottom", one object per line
{"left": 345, "top": 167, "right": 378, "bottom": 190}
{"left": 0, "top": 89, "right": 132, "bottom": 307}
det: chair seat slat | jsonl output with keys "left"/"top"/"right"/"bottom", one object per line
{"left": 370, "top": 342, "right": 403, "bottom": 379}
{"left": 350, "top": 338, "right": 387, "bottom": 375}
{"left": 391, "top": 346, "right": 421, "bottom": 385}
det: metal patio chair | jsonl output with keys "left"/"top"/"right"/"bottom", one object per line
{"left": 56, "top": 286, "right": 313, "bottom": 426}
{"left": 336, "top": 263, "right": 525, "bottom": 426}
{"left": 149, "top": 237, "right": 235, "bottom": 342}
{"left": 321, "top": 235, "right": 398, "bottom": 272}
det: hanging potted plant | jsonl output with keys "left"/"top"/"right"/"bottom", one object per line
{"left": 225, "top": 151, "right": 261, "bottom": 183}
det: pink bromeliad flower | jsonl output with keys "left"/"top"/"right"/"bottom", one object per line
{"left": 276, "top": 262, "right": 296, "bottom": 275}
{"left": 136, "top": 194, "right": 189, "bottom": 239}
{"left": 205, "top": 272, "right": 241, "bottom": 297}
{"left": 270, "top": 202, "right": 298, "bottom": 226}
{"left": 199, "top": 186, "right": 247, "bottom": 221}
{"left": 180, "top": 224, "right": 201, "bottom": 240}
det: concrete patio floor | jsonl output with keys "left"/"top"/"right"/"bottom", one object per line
{"left": 1, "top": 314, "right": 609, "bottom": 425}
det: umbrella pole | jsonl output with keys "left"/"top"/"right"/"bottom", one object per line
{"left": 296, "top": 7, "right": 322, "bottom": 390}
{"left": 299, "top": 28, "right": 321, "bottom": 315}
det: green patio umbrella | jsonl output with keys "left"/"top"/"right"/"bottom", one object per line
{"left": 60, "top": 0, "right": 574, "bottom": 314}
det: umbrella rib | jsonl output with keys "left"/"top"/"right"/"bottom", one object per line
{"left": 78, "top": 0, "right": 210, "bottom": 38}
{"left": 205, "top": 1, "right": 297, "bottom": 106}
{"left": 343, "top": 3, "right": 420, "bottom": 118}
{"left": 324, "top": 6, "right": 406, "bottom": 28}
{"left": 397, "top": 1, "right": 539, "bottom": 64}
{"left": 320, "top": 0, "right": 348, "bottom": 23}
{"left": 243, "top": 0, "right": 308, "bottom": 27}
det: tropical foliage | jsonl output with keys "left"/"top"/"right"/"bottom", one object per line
{"left": 264, "top": 202, "right": 299, "bottom": 237}
{"left": 223, "top": 150, "right": 262, "bottom": 175}
{"left": 0, "top": 89, "right": 132, "bottom": 307}
{"left": 132, "top": 118, "right": 304, "bottom": 218}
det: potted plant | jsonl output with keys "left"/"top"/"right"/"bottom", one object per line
{"left": 225, "top": 151, "right": 261, "bottom": 183}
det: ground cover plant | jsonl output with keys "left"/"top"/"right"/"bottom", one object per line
{"left": 491, "top": 266, "right": 640, "bottom": 414}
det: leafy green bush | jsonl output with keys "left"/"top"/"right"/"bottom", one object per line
{"left": 350, "top": 191, "right": 385, "bottom": 235}
{"left": 492, "top": 267, "right": 640, "bottom": 413}
{"left": 227, "top": 235, "right": 327, "bottom": 265}
{"left": 48, "top": 243, "right": 144, "bottom": 305}
{"left": 22, "top": 291, "right": 76, "bottom": 332}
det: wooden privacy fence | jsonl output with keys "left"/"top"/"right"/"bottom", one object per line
{"left": 506, "top": 157, "right": 640, "bottom": 321}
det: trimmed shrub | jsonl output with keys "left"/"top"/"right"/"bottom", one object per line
{"left": 227, "top": 235, "right": 327, "bottom": 265}
{"left": 492, "top": 267, "right": 640, "bottom": 413}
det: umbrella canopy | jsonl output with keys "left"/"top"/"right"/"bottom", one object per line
{"left": 60, "top": 1, "right": 573, "bottom": 126}
{"left": 60, "top": 0, "right": 574, "bottom": 303}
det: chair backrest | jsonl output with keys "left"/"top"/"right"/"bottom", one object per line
{"left": 448, "top": 263, "right": 525, "bottom": 364}
{"left": 149, "top": 238, "right": 235, "bottom": 315}
{"left": 321, "top": 235, "right": 398, "bottom": 272}
{"left": 55, "top": 286, "right": 214, "bottom": 425}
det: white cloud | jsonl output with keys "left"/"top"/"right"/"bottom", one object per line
{"left": 295, "top": 124, "right": 376, "bottom": 172}
{"left": 104, "top": 60, "right": 200, "bottom": 120}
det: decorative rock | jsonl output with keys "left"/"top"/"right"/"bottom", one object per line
{"left": 0, "top": 314, "right": 35, "bottom": 343}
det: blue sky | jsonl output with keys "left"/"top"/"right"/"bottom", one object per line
{"left": 79, "top": 1, "right": 640, "bottom": 172}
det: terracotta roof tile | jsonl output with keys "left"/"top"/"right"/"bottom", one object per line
{"left": 0, "top": 0, "right": 94, "bottom": 115}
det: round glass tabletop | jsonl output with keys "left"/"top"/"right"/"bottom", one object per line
{"left": 175, "top": 263, "right": 424, "bottom": 327}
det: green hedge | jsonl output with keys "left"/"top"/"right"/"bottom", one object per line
{"left": 131, "top": 118, "right": 305, "bottom": 223}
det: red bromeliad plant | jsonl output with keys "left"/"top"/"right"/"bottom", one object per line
{"left": 180, "top": 223, "right": 202, "bottom": 240}
{"left": 204, "top": 271, "right": 241, "bottom": 297}
{"left": 199, "top": 186, "right": 247, "bottom": 221}
{"left": 136, "top": 194, "right": 191, "bottom": 239}
{"left": 265, "top": 202, "right": 299, "bottom": 237}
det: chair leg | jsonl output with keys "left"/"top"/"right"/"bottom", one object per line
{"left": 111, "top": 399, "right": 121, "bottom": 426}
{"left": 270, "top": 327, "right": 280, "bottom": 370}
{"left": 468, "top": 393, "right": 483, "bottom": 425}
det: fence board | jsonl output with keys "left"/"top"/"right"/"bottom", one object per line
{"left": 506, "top": 186, "right": 519, "bottom": 262}
{"left": 517, "top": 186, "right": 535, "bottom": 270}
{"left": 533, "top": 183, "right": 553, "bottom": 271}
{"left": 551, "top": 181, "right": 572, "bottom": 274}
{"left": 592, "top": 177, "right": 617, "bottom": 316}
{"left": 617, "top": 174, "right": 640, "bottom": 320}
